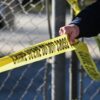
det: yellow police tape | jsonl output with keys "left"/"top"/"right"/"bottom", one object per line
{"left": 74, "top": 41, "right": 100, "bottom": 80}
{"left": 0, "top": 35, "right": 75, "bottom": 73}
{"left": 67, "top": 0, "right": 80, "bottom": 15}
{"left": 0, "top": 35, "right": 100, "bottom": 80}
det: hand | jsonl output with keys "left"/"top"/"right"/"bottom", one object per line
{"left": 59, "top": 24, "right": 80, "bottom": 44}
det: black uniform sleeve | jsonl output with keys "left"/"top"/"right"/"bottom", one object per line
{"left": 70, "top": 1, "right": 100, "bottom": 38}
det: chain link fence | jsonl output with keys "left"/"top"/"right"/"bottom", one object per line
{"left": 0, "top": 0, "right": 51, "bottom": 100}
{"left": 0, "top": 0, "right": 100, "bottom": 100}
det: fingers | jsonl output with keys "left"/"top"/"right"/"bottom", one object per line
{"left": 59, "top": 26, "right": 70, "bottom": 35}
{"left": 59, "top": 24, "right": 80, "bottom": 44}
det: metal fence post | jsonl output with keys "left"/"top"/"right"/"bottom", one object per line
{"left": 51, "top": 0, "right": 67, "bottom": 100}
{"left": 70, "top": 52, "right": 79, "bottom": 100}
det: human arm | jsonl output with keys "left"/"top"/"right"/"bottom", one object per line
{"left": 59, "top": 1, "right": 100, "bottom": 44}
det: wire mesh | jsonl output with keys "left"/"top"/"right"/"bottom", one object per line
{"left": 78, "top": 38, "right": 100, "bottom": 100}
{"left": 0, "top": 0, "right": 51, "bottom": 100}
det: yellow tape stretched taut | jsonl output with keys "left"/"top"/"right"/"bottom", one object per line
{"left": 0, "top": 35, "right": 100, "bottom": 80}
{"left": 0, "top": 35, "right": 75, "bottom": 73}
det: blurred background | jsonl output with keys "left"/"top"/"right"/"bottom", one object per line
{"left": 0, "top": 0, "right": 99, "bottom": 100}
